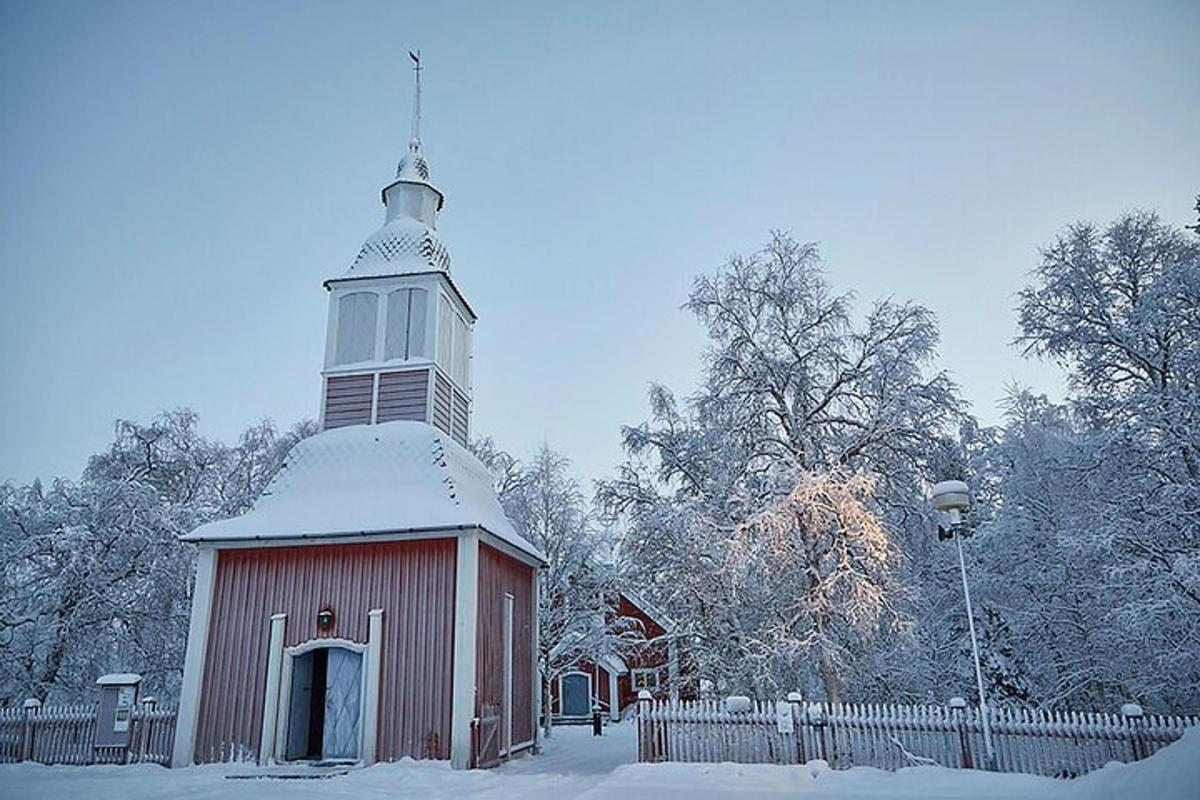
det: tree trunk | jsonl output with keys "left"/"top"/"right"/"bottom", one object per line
{"left": 818, "top": 646, "right": 844, "bottom": 704}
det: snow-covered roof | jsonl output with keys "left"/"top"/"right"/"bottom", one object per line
{"left": 184, "top": 421, "right": 545, "bottom": 563}
{"left": 596, "top": 653, "right": 628, "bottom": 676}
{"left": 96, "top": 673, "right": 142, "bottom": 686}
{"left": 343, "top": 214, "right": 452, "bottom": 278}
{"left": 622, "top": 589, "right": 677, "bottom": 631}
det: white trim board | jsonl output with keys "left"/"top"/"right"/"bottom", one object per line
{"left": 258, "top": 613, "right": 288, "bottom": 764}
{"left": 449, "top": 531, "right": 479, "bottom": 769}
{"left": 192, "top": 525, "right": 545, "bottom": 568}
{"left": 501, "top": 592, "right": 514, "bottom": 757}
{"left": 363, "top": 609, "right": 384, "bottom": 765}
{"left": 171, "top": 547, "right": 217, "bottom": 767}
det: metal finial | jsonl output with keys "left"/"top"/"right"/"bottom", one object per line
{"left": 409, "top": 50, "right": 422, "bottom": 151}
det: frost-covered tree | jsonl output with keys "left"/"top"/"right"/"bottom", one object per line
{"left": 0, "top": 410, "right": 315, "bottom": 705}
{"left": 600, "top": 232, "right": 965, "bottom": 701}
{"left": 987, "top": 210, "right": 1200, "bottom": 711}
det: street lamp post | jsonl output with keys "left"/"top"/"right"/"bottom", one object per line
{"left": 932, "top": 479, "right": 997, "bottom": 771}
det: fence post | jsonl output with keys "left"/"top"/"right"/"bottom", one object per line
{"left": 949, "top": 697, "right": 973, "bottom": 769}
{"left": 637, "top": 690, "right": 652, "bottom": 763}
{"left": 135, "top": 697, "right": 158, "bottom": 764}
{"left": 810, "top": 703, "right": 828, "bottom": 762}
{"left": 1121, "top": 703, "right": 1145, "bottom": 762}
{"left": 20, "top": 698, "right": 41, "bottom": 762}
{"left": 787, "top": 692, "right": 805, "bottom": 764}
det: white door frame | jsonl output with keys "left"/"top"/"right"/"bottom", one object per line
{"left": 262, "top": 613, "right": 383, "bottom": 766}
{"left": 608, "top": 668, "right": 620, "bottom": 721}
{"left": 501, "top": 592, "right": 514, "bottom": 756}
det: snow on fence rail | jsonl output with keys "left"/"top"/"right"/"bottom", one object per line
{"left": 0, "top": 702, "right": 176, "bottom": 766}
{"left": 636, "top": 694, "right": 1197, "bottom": 777}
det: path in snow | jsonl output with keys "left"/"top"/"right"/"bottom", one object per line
{"left": 504, "top": 720, "right": 638, "bottom": 776}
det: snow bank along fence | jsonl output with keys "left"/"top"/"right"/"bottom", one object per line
{"left": 636, "top": 692, "right": 1197, "bottom": 777}
{"left": 0, "top": 698, "right": 177, "bottom": 766}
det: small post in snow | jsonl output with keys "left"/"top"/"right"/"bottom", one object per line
{"left": 949, "top": 696, "right": 973, "bottom": 769}
{"left": 787, "top": 692, "right": 805, "bottom": 764}
{"left": 637, "top": 689, "right": 652, "bottom": 762}
{"left": 21, "top": 698, "right": 41, "bottom": 762}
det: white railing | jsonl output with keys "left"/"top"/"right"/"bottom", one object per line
{"left": 0, "top": 702, "right": 177, "bottom": 766}
{"left": 636, "top": 694, "right": 1197, "bottom": 777}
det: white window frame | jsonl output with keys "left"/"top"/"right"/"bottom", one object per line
{"left": 631, "top": 668, "right": 660, "bottom": 692}
{"left": 334, "top": 291, "right": 381, "bottom": 365}
{"left": 384, "top": 287, "right": 430, "bottom": 361}
{"left": 435, "top": 290, "right": 472, "bottom": 391}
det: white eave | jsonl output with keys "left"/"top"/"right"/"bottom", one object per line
{"left": 323, "top": 269, "right": 477, "bottom": 322}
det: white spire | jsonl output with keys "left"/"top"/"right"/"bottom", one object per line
{"left": 396, "top": 50, "right": 431, "bottom": 182}
{"left": 409, "top": 49, "right": 422, "bottom": 152}
{"left": 343, "top": 49, "right": 449, "bottom": 278}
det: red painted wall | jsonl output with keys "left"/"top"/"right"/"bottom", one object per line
{"left": 549, "top": 594, "right": 674, "bottom": 717}
{"left": 614, "top": 594, "right": 670, "bottom": 710}
{"left": 194, "top": 539, "right": 457, "bottom": 763}
{"left": 475, "top": 543, "right": 536, "bottom": 749}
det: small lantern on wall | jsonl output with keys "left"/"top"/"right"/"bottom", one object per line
{"left": 317, "top": 607, "right": 335, "bottom": 633}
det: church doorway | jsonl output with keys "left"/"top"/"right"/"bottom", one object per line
{"left": 284, "top": 645, "right": 363, "bottom": 762}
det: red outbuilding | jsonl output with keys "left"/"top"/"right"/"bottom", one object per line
{"left": 551, "top": 591, "right": 678, "bottom": 723}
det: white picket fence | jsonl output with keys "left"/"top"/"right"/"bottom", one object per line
{"left": 637, "top": 696, "right": 1198, "bottom": 777}
{"left": 0, "top": 702, "right": 177, "bottom": 766}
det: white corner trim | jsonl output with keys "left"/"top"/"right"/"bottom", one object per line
{"left": 532, "top": 569, "right": 542, "bottom": 750}
{"left": 258, "top": 614, "right": 287, "bottom": 764}
{"left": 668, "top": 636, "right": 680, "bottom": 703}
{"left": 609, "top": 669, "right": 620, "bottom": 721}
{"left": 450, "top": 531, "right": 479, "bottom": 769}
{"left": 172, "top": 547, "right": 217, "bottom": 767}
{"left": 362, "top": 609, "right": 384, "bottom": 765}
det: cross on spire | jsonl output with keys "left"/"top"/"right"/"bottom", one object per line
{"left": 409, "top": 50, "right": 422, "bottom": 152}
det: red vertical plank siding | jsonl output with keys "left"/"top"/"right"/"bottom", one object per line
{"left": 194, "top": 539, "right": 457, "bottom": 763}
{"left": 613, "top": 595, "right": 669, "bottom": 711}
{"left": 597, "top": 665, "right": 610, "bottom": 707}
{"left": 475, "top": 544, "right": 535, "bottom": 749}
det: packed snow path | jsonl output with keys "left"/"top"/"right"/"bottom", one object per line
{"left": 2, "top": 723, "right": 1196, "bottom": 800}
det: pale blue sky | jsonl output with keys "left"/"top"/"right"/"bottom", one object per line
{"left": 2, "top": 1, "right": 1197, "bottom": 487}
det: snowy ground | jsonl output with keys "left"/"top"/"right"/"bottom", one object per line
{"left": 2, "top": 722, "right": 1196, "bottom": 800}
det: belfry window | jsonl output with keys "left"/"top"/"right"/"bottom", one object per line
{"left": 436, "top": 294, "right": 471, "bottom": 389}
{"left": 384, "top": 288, "right": 428, "bottom": 360}
{"left": 334, "top": 292, "right": 378, "bottom": 364}
{"left": 452, "top": 313, "right": 470, "bottom": 388}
